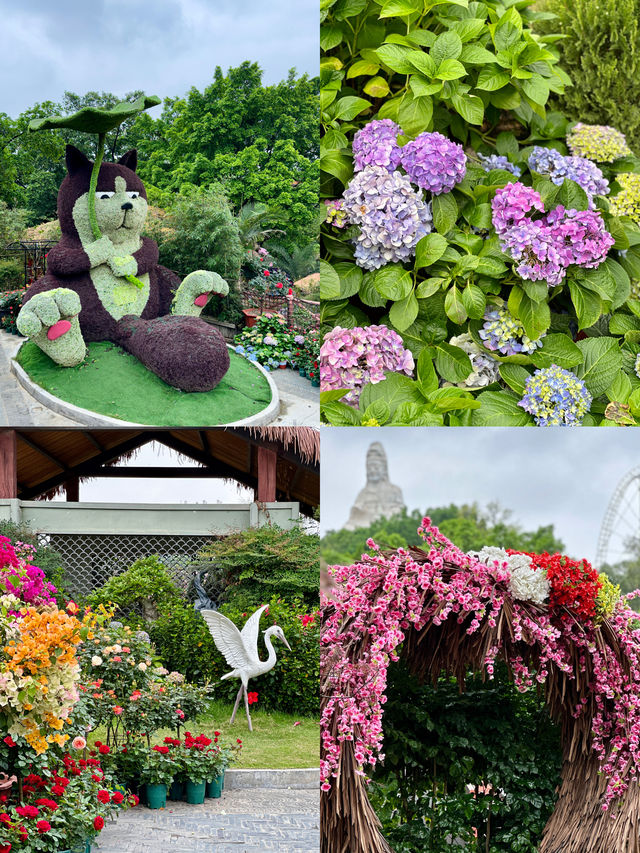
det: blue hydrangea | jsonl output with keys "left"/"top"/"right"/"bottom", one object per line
{"left": 479, "top": 307, "right": 544, "bottom": 356}
{"left": 478, "top": 153, "right": 521, "bottom": 177}
{"left": 342, "top": 165, "right": 432, "bottom": 270}
{"left": 528, "top": 146, "right": 609, "bottom": 206}
{"left": 518, "top": 365, "right": 592, "bottom": 426}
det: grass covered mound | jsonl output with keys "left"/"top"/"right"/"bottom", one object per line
{"left": 16, "top": 340, "right": 273, "bottom": 425}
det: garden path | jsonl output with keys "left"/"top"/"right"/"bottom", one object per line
{"left": 94, "top": 788, "right": 319, "bottom": 853}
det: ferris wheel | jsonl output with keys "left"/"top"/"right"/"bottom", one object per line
{"left": 596, "top": 466, "right": 640, "bottom": 568}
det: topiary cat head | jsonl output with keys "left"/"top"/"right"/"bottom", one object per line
{"left": 60, "top": 145, "right": 148, "bottom": 247}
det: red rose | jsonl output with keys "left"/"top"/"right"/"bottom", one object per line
{"left": 276, "top": 283, "right": 283, "bottom": 289}
{"left": 93, "top": 816, "right": 104, "bottom": 831}
{"left": 0, "top": 843, "right": 11, "bottom": 853}
{"left": 111, "top": 792, "right": 124, "bottom": 804}
{"left": 16, "top": 805, "right": 39, "bottom": 818}
{"left": 97, "top": 790, "right": 110, "bottom": 804}
{"left": 2, "top": 736, "right": 16, "bottom": 748}
{"left": 152, "top": 745, "right": 169, "bottom": 754}
{"left": 36, "top": 820, "right": 51, "bottom": 834}
{"left": 35, "top": 799, "right": 58, "bottom": 811}
{"left": 51, "top": 785, "right": 65, "bottom": 796}
{"left": 98, "top": 745, "right": 110, "bottom": 755}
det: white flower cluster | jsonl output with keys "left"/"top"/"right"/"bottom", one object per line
{"left": 470, "top": 546, "right": 549, "bottom": 605}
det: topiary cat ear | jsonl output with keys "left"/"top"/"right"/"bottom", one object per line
{"left": 65, "top": 145, "right": 92, "bottom": 176}
{"left": 117, "top": 149, "right": 138, "bottom": 172}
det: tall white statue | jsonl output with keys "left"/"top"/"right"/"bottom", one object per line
{"left": 345, "top": 442, "right": 405, "bottom": 530}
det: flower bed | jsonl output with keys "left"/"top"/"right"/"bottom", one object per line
{"left": 234, "top": 312, "right": 320, "bottom": 382}
{"left": 320, "top": 521, "right": 640, "bottom": 853}
{"left": 320, "top": 0, "right": 640, "bottom": 427}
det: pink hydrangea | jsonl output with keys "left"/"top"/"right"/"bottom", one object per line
{"left": 320, "top": 325, "right": 414, "bottom": 406}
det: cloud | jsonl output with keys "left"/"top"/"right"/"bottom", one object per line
{"left": 320, "top": 428, "right": 640, "bottom": 564}
{"left": 0, "top": 0, "right": 318, "bottom": 117}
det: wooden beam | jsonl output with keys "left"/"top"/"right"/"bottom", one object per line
{"left": 16, "top": 431, "right": 69, "bottom": 473}
{"left": 88, "top": 466, "right": 215, "bottom": 478}
{"left": 0, "top": 430, "right": 17, "bottom": 499}
{"left": 64, "top": 476, "right": 79, "bottom": 502}
{"left": 257, "top": 446, "right": 277, "bottom": 502}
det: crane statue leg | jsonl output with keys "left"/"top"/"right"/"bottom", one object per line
{"left": 244, "top": 685, "right": 253, "bottom": 732}
{"left": 230, "top": 684, "right": 243, "bottom": 725}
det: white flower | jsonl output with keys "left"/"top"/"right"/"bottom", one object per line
{"left": 91, "top": 655, "right": 103, "bottom": 667}
{"left": 470, "top": 545, "right": 549, "bottom": 605}
{"left": 138, "top": 662, "right": 147, "bottom": 671}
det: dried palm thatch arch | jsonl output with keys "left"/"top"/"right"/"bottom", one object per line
{"left": 320, "top": 524, "right": 640, "bottom": 853}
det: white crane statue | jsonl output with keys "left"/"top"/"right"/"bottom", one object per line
{"left": 201, "top": 604, "right": 291, "bottom": 731}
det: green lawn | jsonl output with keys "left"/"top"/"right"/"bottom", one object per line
{"left": 90, "top": 700, "right": 319, "bottom": 769}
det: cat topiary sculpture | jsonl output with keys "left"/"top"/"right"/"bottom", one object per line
{"left": 17, "top": 145, "right": 231, "bottom": 392}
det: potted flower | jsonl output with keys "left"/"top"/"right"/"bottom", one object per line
{"left": 140, "top": 745, "right": 177, "bottom": 809}
{"left": 202, "top": 746, "right": 224, "bottom": 799}
{"left": 176, "top": 734, "right": 212, "bottom": 805}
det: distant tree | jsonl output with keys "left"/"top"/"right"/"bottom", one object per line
{"left": 265, "top": 242, "right": 319, "bottom": 281}
{"left": 236, "top": 202, "right": 284, "bottom": 250}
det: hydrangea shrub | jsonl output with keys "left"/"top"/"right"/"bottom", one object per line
{"left": 321, "top": 0, "right": 640, "bottom": 426}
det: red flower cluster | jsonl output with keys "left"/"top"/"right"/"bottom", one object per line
{"left": 247, "top": 692, "right": 258, "bottom": 705}
{"left": 510, "top": 550, "right": 602, "bottom": 620}
{"left": 184, "top": 732, "right": 212, "bottom": 750}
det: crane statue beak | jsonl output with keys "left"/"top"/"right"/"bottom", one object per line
{"left": 282, "top": 635, "right": 291, "bottom": 651}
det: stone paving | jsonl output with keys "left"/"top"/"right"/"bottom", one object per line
{"left": 0, "top": 331, "right": 318, "bottom": 427}
{"left": 94, "top": 788, "right": 319, "bottom": 853}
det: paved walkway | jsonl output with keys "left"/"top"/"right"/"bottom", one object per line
{"left": 0, "top": 331, "right": 318, "bottom": 427}
{"left": 94, "top": 788, "right": 319, "bottom": 853}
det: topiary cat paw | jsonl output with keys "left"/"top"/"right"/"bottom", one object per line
{"left": 17, "top": 288, "right": 86, "bottom": 366}
{"left": 171, "top": 270, "right": 229, "bottom": 317}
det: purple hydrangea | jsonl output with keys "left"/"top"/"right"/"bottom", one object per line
{"left": 320, "top": 324, "right": 414, "bottom": 406}
{"left": 479, "top": 307, "right": 544, "bottom": 355}
{"left": 492, "top": 182, "right": 613, "bottom": 286}
{"left": 352, "top": 119, "right": 402, "bottom": 173}
{"left": 342, "top": 166, "right": 432, "bottom": 270}
{"left": 518, "top": 365, "right": 592, "bottom": 426}
{"left": 478, "top": 153, "right": 521, "bottom": 177}
{"left": 400, "top": 131, "right": 467, "bottom": 195}
{"left": 528, "top": 146, "right": 609, "bottom": 206}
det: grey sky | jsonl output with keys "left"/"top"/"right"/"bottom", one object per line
{"left": 0, "top": 0, "right": 319, "bottom": 118}
{"left": 320, "top": 429, "right": 640, "bottom": 565}
{"left": 50, "top": 442, "right": 253, "bottom": 504}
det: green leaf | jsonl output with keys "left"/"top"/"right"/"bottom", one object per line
{"left": 359, "top": 273, "right": 388, "bottom": 308}
{"left": 557, "top": 179, "right": 589, "bottom": 212}
{"left": 333, "top": 96, "right": 372, "bottom": 120}
{"left": 416, "top": 277, "right": 444, "bottom": 298}
{"left": 449, "top": 19, "right": 486, "bottom": 43}
{"left": 460, "top": 44, "right": 497, "bottom": 65}
{"left": 333, "top": 262, "right": 363, "bottom": 298}
{"left": 499, "top": 364, "right": 531, "bottom": 396}
{"left": 431, "top": 31, "right": 463, "bottom": 66}
{"left": 408, "top": 52, "right": 437, "bottom": 77}
{"left": 516, "top": 291, "right": 550, "bottom": 340}
{"left": 358, "top": 372, "right": 424, "bottom": 416}
{"left": 472, "top": 391, "right": 533, "bottom": 426}
{"left": 417, "top": 349, "right": 439, "bottom": 396}
{"left": 347, "top": 59, "right": 380, "bottom": 78}
{"left": 475, "top": 68, "right": 510, "bottom": 91}
{"left": 604, "top": 258, "right": 631, "bottom": 310}
{"left": 609, "top": 313, "right": 640, "bottom": 335}
{"left": 415, "top": 232, "right": 448, "bottom": 268}
{"left": 461, "top": 283, "right": 486, "bottom": 319}
{"left": 521, "top": 76, "right": 550, "bottom": 106}
{"left": 445, "top": 284, "right": 468, "bottom": 323}
{"left": 432, "top": 192, "right": 458, "bottom": 234}
{"left": 374, "top": 265, "right": 413, "bottom": 300}
{"left": 629, "top": 388, "right": 640, "bottom": 418}
{"left": 361, "top": 400, "right": 391, "bottom": 424}
{"left": 427, "top": 388, "right": 481, "bottom": 411}
{"left": 364, "top": 77, "right": 391, "bottom": 98}
{"left": 568, "top": 281, "right": 602, "bottom": 330}
{"left": 465, "top": 203, "right": 492, "bottom": 230}
{"left": 530, "top": 334, "right": 583, "bottom": 369}
{"left": 434, "top": 341, "right": 473, "bottom": 382}
{"left": 320, "top": 151, "right": 353, "bottom": 185}
{"left": 321, "top": 389, "right": 351, "bottom": 403}
{"left": 322, "top": 401, "right": 363, "bottom": 425}
{"left": 29, "top": 94, "right": 161, "bottom": 134}
{"left": 410, "top": 75, "right": 442, "bottom": 97}
{"left": 379, "top": 0, "right": 421, "bottom": 17}
{"left": 320, "top": 260, "right": 341, "bottom": 300}
{"left": 450, "top": 93, "right": 484, "bottom": 125}
{"left": 606, "top": 371, "right": 632, "bottom": 404}
{"left": 496, "top": 132, "right": 519, "bottom": 157}
{"left": 389, "top": 291, "right": 419, "bottom": 331}
{"left": 398, "top": 94, "right": 433, "bottom": 137}
{"left": 575, "top": 264, "right": 616, "bottom": 302}
{"left": 435, "top": 59, "right": 467, "bottom": 81}
{"left": 376, "top": 44, "right": 416, "bottom": 74}
{"left": 575, "top": 337, "right": 623, "bottom": 397}
{"left": 333, "top": 0, "right": 368, "bottom": 19}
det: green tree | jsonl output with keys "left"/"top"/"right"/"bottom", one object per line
{"left": 236, "top": 202, "right": 284, "bottom": 250}
{"left": 264, "top": 242, "right": 319, "bottom": 281}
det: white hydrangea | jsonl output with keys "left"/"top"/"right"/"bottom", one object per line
{"left": 470, "top": 546, "right": 549, "bottom": 605}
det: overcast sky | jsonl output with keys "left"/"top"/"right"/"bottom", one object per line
{"left": 320, "top": 429, "right": 640, "bottom": 565}
{"left": 0, "top": 0, "right": 319, "bottom": 117}
{"left": 50, "top": 442, "right": 253, "bottom": 504}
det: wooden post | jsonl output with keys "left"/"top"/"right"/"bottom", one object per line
{"left": 64, "top": 476, "right": 79, "bottom": 502}
{"left": 257, "top": 446, "right": 277, "bottom": 502}
{"left": 0, "top": 430, "right": 17, "bottom": 499}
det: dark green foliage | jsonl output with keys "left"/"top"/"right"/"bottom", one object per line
{"left": 0, "top": 259, "right": 23, "bottom": 292}
{"left": 152, "top": 185, "right": 243, "bottom": 286}
{"left": 321, "top": 504, "right": 565, "bottom": 567}
{"left": 192, "top": 525, "right": 320, "bottom": 610}
{"left": 87, "top": 556, "right": 181, "bottom": 622}
{"left": 0, "top": 519, "right": 67, "bottom": 597}
{"left": 369, "top": 662, "right": 562, "bottom": 852}
{"left": 539, "top": 0, "right": 640, "bottom": 151}
{"left": 149, "top": 596, "right": 319, "bottom": 717}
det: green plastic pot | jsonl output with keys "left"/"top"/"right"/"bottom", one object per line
{"left": 146, "top": 782, "right": 167, "bottom": 809}
{"left": 221, "top": 769, "right": 225, "bottom": 790}
{"left": 169, "top": 779, "right": 184, "bottom": 801}
{"left": 311, "top": 378, "right": 320, "bottom": 387}
{"left": 206, "top": 774, "right": 223, "bottom": 798}
{"left": 298, "top": 368, "right": 306, "bottom": 377}
{"left": 185, "top": 779, "right": 206, "bottom": 804}
{"left": 138, "top": 783, "right": 147, "bottom": 807}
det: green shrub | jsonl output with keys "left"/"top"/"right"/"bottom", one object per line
{"left": 0, "top": 258, "right": 23, "bottom": 291}
{"left": 0, "top": 288, "right": 26, "bottom": 335}
{"left": 539, "top": 0, "right": 640, "bottom": 152}
{"left": 191, "top": 525, "right": 320, "bottom": 610}
{"left": 87, "top": 556, "right": 182, "bottom": 623}
{"left": 369, "top": 662, "right": 562, "bottom": 852}
{"left": 149, "top": 596, "right": 319, "bottom": 718}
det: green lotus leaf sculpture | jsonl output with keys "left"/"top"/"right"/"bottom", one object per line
{"left": 29, "top": 95, "right": 161, "bottom": 290}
